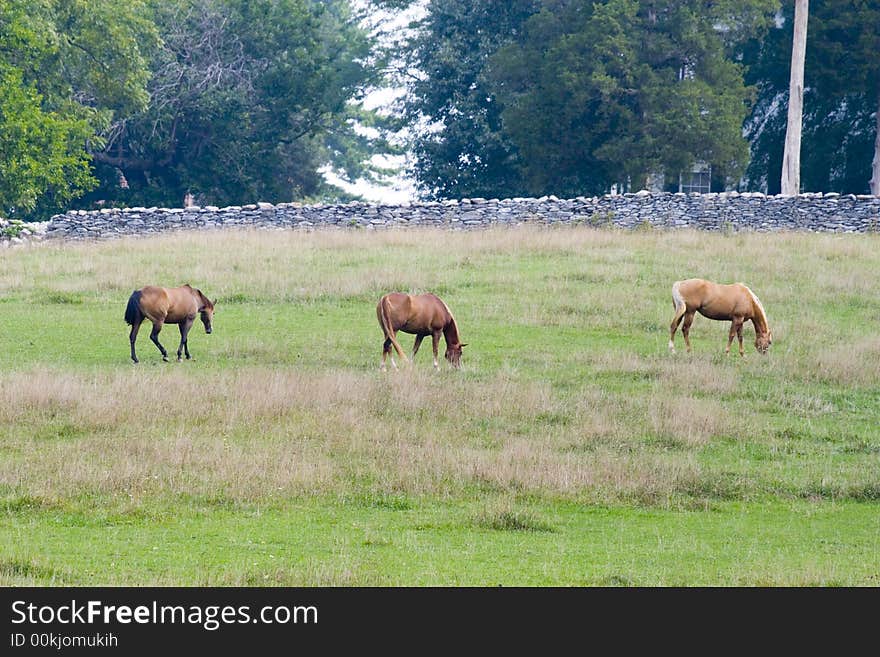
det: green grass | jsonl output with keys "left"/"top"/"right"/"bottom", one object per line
{"left": 2, "top": 499, "right": 878, "bottom": 586}
{"left": 0, "top": 226, "right": 878, "bottom": 585}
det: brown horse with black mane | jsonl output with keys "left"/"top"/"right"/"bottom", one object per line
{"left": 669, "top": 279, "right": 772, "bottom": 356}
{"left": 377, "top": 292, "right": 466, "bottom": 370}
{"left": 125, "top": 284, "right": 215, "bottom": 363}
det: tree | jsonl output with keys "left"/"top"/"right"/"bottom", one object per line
{"left": 402, "top": 0, "right": 540, "bottom": 199}
{"left": 487, "top": 0, "right": 777, "bottom": 196}
{"left": 0, "top": 0, "right": 156, "bottom": 218}
{"left": 780, "top": 0, "right": 808, "bottom": 195}
{"left": 81, "top": 0, "right": 391, "bottom": 208}
{"left": 0, "top": 64, "right": 94, "bottom": 215}
{"left": 402, "top": 0, "right": 776, "bottom": 199}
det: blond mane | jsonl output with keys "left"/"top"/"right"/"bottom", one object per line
{"left": 740, "top": 284, "right": 769, "bottom": 332}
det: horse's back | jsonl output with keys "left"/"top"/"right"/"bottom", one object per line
{"left": 675, "top": 278, "right": 715, "bottom": 296}
{"left": 137, "top": 285, "right": 198, "bottom": 322}
{"left": 139, "top": 285, "right": 169, "bottom": 305}
{"left": 380, "top": 292, "right": 412, "bottom": 308}
{"left": 378, "top": 292, "right": 411, "bottom": 318}
{"left": 378, "top": 292, "right": 450, "bottom": 334}
{"left": 675, "top": 278, "right": 754, "bottom": 318}
{"left": 412, "top": 292, "right": 452, "bottom": 320}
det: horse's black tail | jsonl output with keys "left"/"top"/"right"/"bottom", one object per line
{"left": 125, "top": 290, "right": 143, "bottom": 325}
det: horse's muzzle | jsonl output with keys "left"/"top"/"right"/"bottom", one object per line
{"left": 205, "top": 328, "right": 212, "bottom": 334}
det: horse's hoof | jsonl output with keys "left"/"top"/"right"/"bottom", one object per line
{"left": 177, "top": 357, "right": 183, "bottom": 362}
{"left": 162, "top": 356, "right": 169, "bottom": 362}
{"left": 132, "top": 359, "right": 139, "bottom": 364}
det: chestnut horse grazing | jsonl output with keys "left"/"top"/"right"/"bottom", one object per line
{"left": 669, "top": 279, "right": 772, "bottom": 356}
{"left": 125, "top": 284, "right": 215, "bottom": 363}
{"left": 376, "top": 292, "right": 467, "bottom": 370}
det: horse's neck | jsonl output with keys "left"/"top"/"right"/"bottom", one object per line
{"left": 192, "top": 288, "right": 206, "bottom": 310}
{"left": 748, "top": 295, "right": 769, "bottom": 335}
{"left": 752, "top": 312, "right": 768, "bottom": 334}
{"left": 443, "top": 316, "right": 460, "bottom": 346}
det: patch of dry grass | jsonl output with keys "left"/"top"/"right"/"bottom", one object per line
{"left": 0, "top": 366, "right": 718, "bottom": 507}
{"left": 812, "top": 337, "right": 880, "bottom": 386}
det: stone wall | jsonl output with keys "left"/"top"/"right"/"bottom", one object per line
{"left": 45, "top": 192, "right": 880, "bottom": 239}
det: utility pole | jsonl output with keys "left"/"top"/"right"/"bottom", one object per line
{"left": 781, "top": 0, "right": 809, "bottom": 196}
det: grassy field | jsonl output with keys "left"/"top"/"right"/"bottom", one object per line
{"left": 0, "top": 226, "right": 878, "bottom": 585}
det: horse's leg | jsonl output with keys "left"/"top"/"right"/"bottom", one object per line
{"left": 177, "top": 318, "right": 194, "bottom": 361}
{"left": 669, "top": 307, "right": 687, "bottom": 352}
{"left": 381, "top": 337, "right": 392, "bottom": 371}
{"left": 149, "top": 320, "right": 169, "bottom": 361}
{"left": 431, "top": 332, "right": 441, "bottom": 370}
{"left": 724, "top": 322, "right": 735, "bottom": 354}
{"left": 735, "top": 318, "right": 745, "bottom": 357}
{"left": 724, "top": 317, "right": 746, "bottom": 356}
{"left": 681, "top": 312, "right": 695, "bottom": 353}
{"left": 129, "top": 319, "right": 143, "bottom": 363}
{"left": 389, "top": 332, "right": 400, "bottom": 370}
{"left": 412, "top": 335, "right": 425, "bottom": 361}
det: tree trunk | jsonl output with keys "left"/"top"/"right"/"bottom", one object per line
{"left": 781, "top": 0, "right": 809, "bottom": 196}
{"left": 871, "top": 82, "right": 880, "bottom": 196}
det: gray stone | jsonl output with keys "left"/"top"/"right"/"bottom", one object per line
{"left": 40, "top": 192, "right": 880, "bottom": 239}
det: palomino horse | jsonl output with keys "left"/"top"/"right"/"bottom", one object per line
{"left": 125, "top": 284, "right": 215, "bottom": 363}
{"left": 376, "top": 292, "right": 467, "bottom": 370}
{"left": 669, "top": 279, "right": 772, "bottom": 356}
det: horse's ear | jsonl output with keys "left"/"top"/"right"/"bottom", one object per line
{"left": 460, "top": 343, "right": 468, "bottom": 348}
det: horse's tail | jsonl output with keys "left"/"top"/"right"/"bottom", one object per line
{"left": 377, "top": 295, "right": 408, "bottom": 360}
{"left": 124, "top": 290, "right": 143, "bottom": 325}
{"left": 668, "top": 281, "right": 688, "bottom": 352}
{"left": 671, "top": 281, "right": 686, "bottom": 315}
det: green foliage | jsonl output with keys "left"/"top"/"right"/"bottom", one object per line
{"left": 0, "top": 63, "right": 95, "bottom": 216}
{"left": 1, "top": 0, "right": 394, "bottom": 217}
{"left": 79, "top": 0, "right": 393, "bottom": 209}
{"left": 1, "top": 219, "right": 26, "bottom": 237}
{"left": 403, "top": 0, "right": 541, "bottom": 199}
{"left": 0, "top": 0, "right": 157, "bottom": 218}
{"left": 405, "top": 0, "right": 776, "bottom": 199}
{"left": 487, "top": 0, "right": 776, "bottom": 196}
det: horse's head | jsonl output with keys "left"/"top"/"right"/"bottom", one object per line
{"left": 445, "top": 342, "right": 467, "bottom": 368}
{"left": 199, "top": 297, "right": 216, "bottom": 334}
{"left": 755, "top": 329, "right": 772, "bottom": 354}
